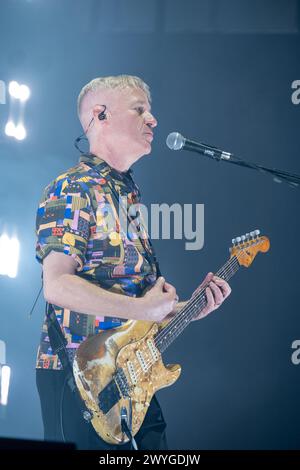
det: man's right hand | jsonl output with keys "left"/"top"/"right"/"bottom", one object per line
{"left": 139, "top": 277, "right": 178, "bottom": 323}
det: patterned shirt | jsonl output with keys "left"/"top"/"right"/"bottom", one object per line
{"left": 35, "top": 153, "right": 159, "bottom": 370}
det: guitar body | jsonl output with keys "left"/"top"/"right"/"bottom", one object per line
{"left": 73, "top": 320, "right": 181, "bottom": 445}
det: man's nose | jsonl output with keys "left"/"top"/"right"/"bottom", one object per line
{"left": 144, "top": 111, "right": 158, "bottom": 128}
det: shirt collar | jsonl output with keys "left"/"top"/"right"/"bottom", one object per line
{"left": 79, "top": 153, "right": 133, "bottom": 175}
{"left": 79, "top": 152, "right": 105, "bottom": 167}
{"left": 79, "top": 153, "right": 137, "bottom": 193}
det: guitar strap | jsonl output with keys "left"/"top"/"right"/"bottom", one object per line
{"left": 45, "top": 301, "right": 92, "bottom": 423}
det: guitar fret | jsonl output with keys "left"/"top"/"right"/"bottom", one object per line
{"left": 155, "top": 256, "right": 240, "bottom": 353}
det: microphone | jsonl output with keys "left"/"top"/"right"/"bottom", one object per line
{"left": 166, "top": 132, "right": 233, "bottom": 161}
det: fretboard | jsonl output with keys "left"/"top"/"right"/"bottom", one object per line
{"left": 154, "top": 256, "right": 240, "bottom": 353}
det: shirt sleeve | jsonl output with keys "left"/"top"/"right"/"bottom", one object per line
{"left": 35, "top": 178, "right": 93, "bottom": 272}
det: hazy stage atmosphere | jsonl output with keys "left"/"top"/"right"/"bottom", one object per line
{"left": 0, "top": 0, "right": 299, "bottom": 450}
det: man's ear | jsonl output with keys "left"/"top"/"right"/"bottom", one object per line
{"left": 92, "top": 106, "right": 102, "bottom": 120}
{"left": 93, "top": 105, "right": 108, "bottom": 122}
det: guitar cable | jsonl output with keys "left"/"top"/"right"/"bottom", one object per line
{"left": 121, "top": 403, "right": 138, "bottom": 451}
{"left": 60, "top": 375, "right": 68, "bottom": 442}
{"left": 28, "top": 283, "right": 68, "bottom": 443}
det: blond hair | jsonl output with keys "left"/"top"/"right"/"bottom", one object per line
{"left": 77, "top": 75, "right": 151, "bottom": 120}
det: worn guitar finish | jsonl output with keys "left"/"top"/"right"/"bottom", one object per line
{"left": 73, "top": 320, "right": 179, "bottom": 444}
{"left": 73, "top": 231, "right": 270, "bottom": 444}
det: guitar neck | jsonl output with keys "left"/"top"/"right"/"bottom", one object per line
{"left": 154, "top": 255, "right": 240, "bottom": 354}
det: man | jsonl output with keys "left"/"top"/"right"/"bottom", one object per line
{"left": 35, "top": 75, "right": 231, "bottom": 450}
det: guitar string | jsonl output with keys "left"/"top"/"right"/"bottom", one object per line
{"left": 120, "top": 248, "right": 246, "bottom": 391}
{"left": 156, "top": 252, "right": 240, "bottom": 344}
{"left": 155, "top": 256, "right": 239, "bottom": 350}
{"left": 123, "top": 236, "right": 266, "bottom": 390}
{"left": 118, "top": 239, "right": 264, "bottom": 393}
{"left": 119, "top": 254, "right": 239, "bottom": 392}
{"left": 154, "top": 238, "right": 262, "bottom": 348}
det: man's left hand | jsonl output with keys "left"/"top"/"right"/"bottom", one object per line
{"left": 191, "top": 272, "right": 231, "bottom": 321}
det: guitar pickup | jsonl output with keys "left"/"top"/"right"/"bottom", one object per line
{"left": 126, "top": 360, "right": 137, "bottom": 385}
{"left": 147, "top": 339, "right": 159, "bottom": 362}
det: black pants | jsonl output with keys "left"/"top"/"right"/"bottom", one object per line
{"left": 36, "top": 369, "right": 168, "bottom": 450}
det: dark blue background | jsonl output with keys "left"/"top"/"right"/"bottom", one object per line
{"left": 0, "top": 0, "right": 299, "bottom": 449}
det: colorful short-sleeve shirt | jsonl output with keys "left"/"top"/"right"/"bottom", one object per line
{"left": 35, "top": 153, "right": 159, "bottom": 370}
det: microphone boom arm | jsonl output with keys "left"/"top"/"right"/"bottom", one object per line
{"left": 169, "top": 133, "right": 300, "bottom": 188}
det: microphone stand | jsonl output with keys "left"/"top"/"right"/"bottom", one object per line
{"left": 186, "top": 140, "right": 300, "bottom": 189}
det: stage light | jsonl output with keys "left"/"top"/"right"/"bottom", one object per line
{"left": 0, "top": 366, "right": 11, "bottom": 406}
{"left": 14, "top": 123, "right": 27, "bottom": 140}
{"left": 5, "top": 81, "right": 30, "bottom": 140}
{"left": 0, "top": 234, "right": 20, "bottom": 278}
{"left": 4, "top": 121, "right": 27, "bottom": 140}
{"left": 0, "top": 80, "right": 5, "bottom": 104}
{"left": 8, "top": 81, "right": 30, "bottom": 102}
{"left": 19, "top": 84, "right": 30, "bottom": 102}
{"left": 4, "top": 120, "right": 16, "bottom": 137}
{"left": 8, "top": 81, "right": 20, "bottom": 99}
{"left": 0, "top": 341, "right": 11, "bottom": 406}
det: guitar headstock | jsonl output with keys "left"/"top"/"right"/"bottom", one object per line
{"left": 230, "top": 230, "right": 270, "bottom": 267}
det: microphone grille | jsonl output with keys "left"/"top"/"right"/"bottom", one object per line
{"left": 166, "top": 132, "right": 185, "bottom": 150}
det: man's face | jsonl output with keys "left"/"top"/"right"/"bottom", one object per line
{"left": 104, "top": 87, "right": 157, "bottom": 163}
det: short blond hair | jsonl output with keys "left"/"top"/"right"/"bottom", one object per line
{"left": 77, "top": 75, "right": 151, "bottom": 119}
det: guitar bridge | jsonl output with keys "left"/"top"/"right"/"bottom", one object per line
{"left": 98, "top": 378, "right": 121, "bottom": 414}
{"left": 98, "top": 368, "right": 130, "bottom": 414}
{"left": 114, "top": 367, "right": 130, "bottom": 398}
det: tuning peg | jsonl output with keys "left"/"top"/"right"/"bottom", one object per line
{"left": 254, "top": 229, "right": 260, "bottom": 237}
{"left": 236, "top": 236, "right": 241, "bottom": 243}
{"left": 232, "top": 238, "right": 236, "bottom": 245}
{"left": 249, "top": 231, "right": 255, "bottom": 238}
{"left": 245, "top": 233, "right": 250, "bottom": 239}
{"left": 241, "top": 235, "right": 246, "bottom": 242}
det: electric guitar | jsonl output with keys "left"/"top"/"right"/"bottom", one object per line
{"left": 73, "top": 230, "right": 270, "bottom": 444}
